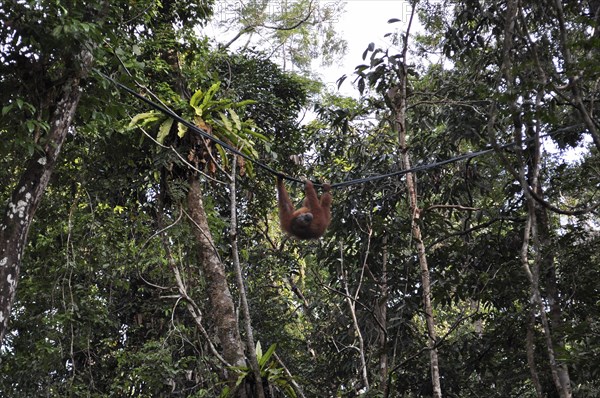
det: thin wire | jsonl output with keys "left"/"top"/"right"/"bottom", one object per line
{"left": 330, "top": 148, "right": 492, "bottom": 188}
{"left": 330, "top": 125, "right": 579, "bottom": 189}
{"left": 96, "top": 70, "right": 576, "bottom": 190}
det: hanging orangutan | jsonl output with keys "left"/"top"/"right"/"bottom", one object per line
{"left": 276, "top": 176, "right": 332, "bottom": 240}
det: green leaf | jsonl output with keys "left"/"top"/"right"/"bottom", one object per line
{"left": 256, "top": 341, "right": 263, "bottom": 360}
{"left": 219, "top": 112, "right": 233, "bottom": 133}
{"left": 2, "top": 104, "right": 13, "bottom": 116}
{"left": 52, "top": 25, "right": 63, "bottom": 36}
{"left": 258, "top": 343, "right": 277, "bottom": 368}
{"left": 129, "top": 111, "right": 161, "bottom": 128}
{"left": 201, "top": 82, "right": 221, "bottom": 109}
{"left": 177, "top": 123, "right": 187, "bottom": 138}
{"left": 244, "top": 128, "right": 268, "bottom": 142}
{"left": 234, "top": 99, "right": 257, "bottom": 107}
{"left": 229, "top": 109, "right": 242, "bottom": 131}
{"left": 157, "top": 118, "right": 173, "bottom": 144}
{"left": 25, "top": 120, "right": 35, "bottom": 133}
{"left": 216, "top": 143, "right": 229, "bottom": 168}
{"left": 190, "top": 89, "right": 204, "bottom": 115}
{"left": 362, "top": 42, "right": 375, "bottom": 60}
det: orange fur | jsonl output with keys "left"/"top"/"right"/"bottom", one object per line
{"left": 277, "top": 176, "right": 332, "bottom": 240}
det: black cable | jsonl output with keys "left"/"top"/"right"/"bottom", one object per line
{"left": 330, "top": 126, "right": 576, "bottom": 189}
{"left": 330, "top": 148, "right": 494, "bottom": 189}
{"left": 96, "top": 70, "right": 575, "bottom": 190}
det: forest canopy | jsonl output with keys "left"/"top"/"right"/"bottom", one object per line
{"left": 1, "top": 1, "right": 599, "bottom": 397}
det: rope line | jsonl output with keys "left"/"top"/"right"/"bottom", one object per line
{"left": 96, "top": 70, "right": 574, "bottom": 190}
{"left": 332, "top": 144, "right": 496, "bottom": 188}
{"left": 330, "top": 125, "right": 579, "bottom": 188}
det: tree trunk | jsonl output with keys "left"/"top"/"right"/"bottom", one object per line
{"left": 0, "top": 48, "right": 93, "bottom": 342}
{"left": 377, "top": 235, "right": 389, "bottom": 396}
{"left": 530, "top": 181, "right": 572, "bottom": 398}
{"left": 400, "top": 150, "right": 443, "bottom": 398}
{"left": 339, "top": 242, "right": 369, "bottom": 391}
{"left": 526, "top": 309, "right": 544, "bottom": 398}
{"left": 391, "top": 66, "right": 443, "bottom": 398}
{"left": 229, "top": 158, "right": 265, "bottom": 398}
{"left": 186, "top": 177, "right": 247, "bottom": 380}
{"left": 386, "top": 7, "right": 442, "bottom": 395}
{"left": 520, "top": 205, "right": 569, "bottom": 398}
{"left": 535, "top": 197, "right": 572, "bottom": 397}
{"left": 496, "top": 2, "right": 572, "bottom": 395}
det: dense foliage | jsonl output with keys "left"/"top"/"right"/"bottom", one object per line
{"left": 1, "top": 0, "right": 599, "bottom": 397}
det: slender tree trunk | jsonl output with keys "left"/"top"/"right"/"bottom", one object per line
{"left": 528, "top": 182, "right": 572, "bottom": 397}
{"left": 229, "top": 158, "right": 265, "bottom": 398}
{"left": 186, "top": 177, "right": 247, "bottom": 383}
{"left": 0, "top": 48, "right": 93, "bottom": 342}
{"left": 377, "top": 235, "right": 389, "bottom": 396}
{"left": 535, "top": 199, "right": 572, "bottom": 396}
{"left": 154, "top": 207, "right": 230, "bottom": 367}
{"left": 535, "top": 194, "right": 572, "bottom": 397}
{"left": 497, "top": 2, "right": 572, "bottom": 396}
{"left": 526, "top": 309, "right": 544, "bottom": 398}
{"left": 387, "top": 6, "right": 441, "bottom": 396}
{"left": 391, "top": 69, "right": 443, "bottom": 398}
{"left": 339, "top": 242, "right": 369, "bottom": 391}
{"left": 520, "top": 202, "right": 569, "bottom": 398}
{"left": 400, "top": 150, "right": 442, "bottom": 398}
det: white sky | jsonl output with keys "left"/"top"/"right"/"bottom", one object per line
{"left": 319, "top": 1, "right": 413, "bottom": 94}
{"left": 204, "top": 1, "right": 414, "bottom": 95}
